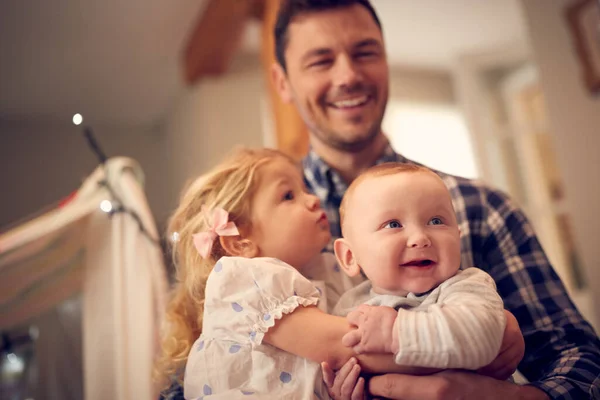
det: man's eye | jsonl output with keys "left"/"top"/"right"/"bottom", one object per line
{"left": 309, "top": 59, "right": 332, "bottom": 68}
{"left": 429, "top": 217, "right": 443, "bottom": 225}
{"left": 283, "top": 191, "right": 294, "bottom": 201}
{"left": 383, "top": 220, "right": 402, "bottom": 229}
{"left": 355, "top": 51, "right": 376, "bottom": 59}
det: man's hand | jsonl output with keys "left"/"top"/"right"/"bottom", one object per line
{"left": 478, "top": 309, "right": 525, "bottom": 380}
{"left": 322, "top": 357, "right": 366, "bottom": 400}
{"left": 368, "top": 370, "right": 550, "bottom": 400}
{"left": 342, "top": 305, "right": 398, "bottom": 354}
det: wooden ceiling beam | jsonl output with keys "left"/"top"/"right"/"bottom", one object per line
{"left": 260, "top": 0, "right": 309, "bottom": 160}
{"left": 182, "top": 0, "right": 264, "bottom": 84}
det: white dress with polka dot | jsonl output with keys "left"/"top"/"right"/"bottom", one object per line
{"left": 184, "top": 256, "right": 333, "bottom": 400}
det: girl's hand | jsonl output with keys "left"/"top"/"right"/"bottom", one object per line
{"left": 342, "top": 305, "right": 398, "bottom": 354}
{"left": 477, "top": 310, "right": 525, "bottom": 380}
{"left": 322, "top": 357, "right": 366, "bottom": 400}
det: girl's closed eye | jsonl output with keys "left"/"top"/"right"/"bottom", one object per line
{"left": 383, "top": 220, "right": 402, "bottom": 229}
{"left": 428, "top": 217, "right": 444, "bottom": 226}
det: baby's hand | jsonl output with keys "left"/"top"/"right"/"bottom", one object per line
{"left": 343, "top": 304, "right": 398, "bottom": 354}
{"left": 321, "top": 358, "right": 366, "bottom": 400}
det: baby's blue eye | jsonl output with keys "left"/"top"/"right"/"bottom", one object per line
{"left": 384, "top": 220, "right": 402, "bottom": 229}
{"left": 429, "top": 217, "right": 443, "bottom": 225}
{"left": 283, "top": 191, "right": 294, "bottom": 201}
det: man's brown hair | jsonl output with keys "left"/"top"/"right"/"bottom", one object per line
{"left": 274, "top": 0, "right": 382, "bottom": 72}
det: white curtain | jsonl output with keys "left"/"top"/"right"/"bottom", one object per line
{"left": 0, "top": 157, "right": 168, "bottom": 400}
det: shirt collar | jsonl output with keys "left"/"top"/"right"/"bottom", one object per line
{"left": 303, "top": 138, "right": 409, "bottom": 202}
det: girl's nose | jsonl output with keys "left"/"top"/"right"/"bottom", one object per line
{"left": 306, "top": 194, "right": 320, "bottom": 210}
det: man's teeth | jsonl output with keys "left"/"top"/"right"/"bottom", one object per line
{"left": 333, "top": 96, "right": 368, "bottom": 108}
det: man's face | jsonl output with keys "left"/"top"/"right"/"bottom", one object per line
{"left": 273, "top": 4, "right": 389, "bottom": 152}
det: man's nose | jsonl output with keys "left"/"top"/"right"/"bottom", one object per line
{"left": 332, "top": 54, "right": 363, "bottom": 88}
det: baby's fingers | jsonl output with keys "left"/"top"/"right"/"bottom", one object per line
{"left": 321, "top": 361, "right": 335, "bottom": 388}
{"left": 346, "top": 305, "right": 370, "bottom": 327}
{"left": 342, "top": 330, "right": 361, "bottom": 348}
{"left": 339, "top": 363, "right": 361, "bottom": 399}
{"left": 351, "top": 377, "right": 365, "bottom": 400}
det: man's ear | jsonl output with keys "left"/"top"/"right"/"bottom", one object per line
{"left": 270, "top": 62, "right": 293, "bottom": 104}
{"left": 220, "top": 236, "right": 259, "bottom": 258}
{"left": 333, "top": 238, "right": 361, "bottom": 277}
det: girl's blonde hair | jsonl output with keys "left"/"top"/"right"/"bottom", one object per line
{"left": 154, "top": 147, "right": 295, "bottom": 390}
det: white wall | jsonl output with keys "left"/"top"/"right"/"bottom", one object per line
{"left": 164, "top": 63, "right": 267, "bottom": 214}
{"left": 520, "top": 0, "right": 600, "bottom": 320}
{"left": 388, "top": 67, "right": 455, "bottom": 105}
{"left": 0, "top": 119, "right": 170, "bottom": 230}
{"left": 0, "top": 60, "right": 270, "bottom": 236}
{"left": 384, "top": 67, "right": 478, "bottom": 178}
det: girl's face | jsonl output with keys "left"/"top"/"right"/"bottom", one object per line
{"left": 247, "top": 157, "right": 331, "bottom": 269}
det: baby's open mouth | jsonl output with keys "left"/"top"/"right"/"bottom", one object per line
{"left": 401, "top": 259, "right": 435, "bottom": 267}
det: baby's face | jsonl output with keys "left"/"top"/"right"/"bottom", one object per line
{"left": 344, "top": 172, "right": 461, "bottom": 295}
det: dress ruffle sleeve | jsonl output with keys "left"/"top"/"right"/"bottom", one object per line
{"left": 202, "top": 256, "right": 321, "bottom": 345}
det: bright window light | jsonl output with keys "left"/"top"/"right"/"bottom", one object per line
{"left": 383, "top": 103, "right": 479, "bottom": 179}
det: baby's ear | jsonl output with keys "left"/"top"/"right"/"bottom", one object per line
{"left": 220, "top": 236, "right": 258, "bottom": 258}
{"left": 333, "top": 238, "right": 361, "bottom": 277}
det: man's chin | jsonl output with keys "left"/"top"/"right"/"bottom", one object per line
{"left": 329, "top": 131, "right": 380, "bottom": 153}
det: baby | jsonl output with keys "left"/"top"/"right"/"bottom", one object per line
{"left": 332, "top": 162, "right": 507, "bottom": 369}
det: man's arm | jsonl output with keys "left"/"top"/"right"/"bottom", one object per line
{"left": 368, "top": 370, "right": 550, "bottom": 400}
{"left": 480, "top": 188, "right": 600, "bottom": 399}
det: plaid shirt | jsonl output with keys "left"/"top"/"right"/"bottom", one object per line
{"left": 160, "top": 144, "right": 600, "bottom": 400}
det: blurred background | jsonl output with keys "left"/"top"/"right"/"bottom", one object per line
{"left": 1, "top": 0, "right": 599, "bottom": 399}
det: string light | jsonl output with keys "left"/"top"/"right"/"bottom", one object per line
{"left": 100, "top": 200, "right": 113, "bottom": 213}
{"left": 7, "top": 353, "right": 17, "bottom": 363}
{"left": 72, "top": 113, "right": 83, "bottom": 126}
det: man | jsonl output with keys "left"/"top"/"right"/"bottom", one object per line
{"left": 270, "top": 0, "right": 599, "bottom": 399}
{"left": 160, "top": 0, "right": 599, "bottom": 399}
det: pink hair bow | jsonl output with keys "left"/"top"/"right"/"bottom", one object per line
{"left": 192, "top": 206, "right": 239, "bottom": 258}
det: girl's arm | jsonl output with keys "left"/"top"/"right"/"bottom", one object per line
{"left": 263, "top": 305, "right": 440, "bottom": 375}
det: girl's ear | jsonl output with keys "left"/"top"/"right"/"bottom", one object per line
{"left": 333, "top": 238, "right": 361, "bottom": 277}
{"left": 220, "top": 236, "right": 259, "bottom": 258}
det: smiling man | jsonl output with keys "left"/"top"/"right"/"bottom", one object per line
{"left": 270, "top": 1, "right": 600, "bottom": 399}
